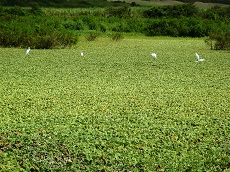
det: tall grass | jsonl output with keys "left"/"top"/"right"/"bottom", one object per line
{"left": 0, "top": 37, "right": 229, "bottom": 171}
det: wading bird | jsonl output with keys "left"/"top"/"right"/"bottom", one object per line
{"left": 26, "top": 47, "right": 30, "bottom": 56}
{"left": 195, "top": 53, "right": 205, "bottom": 62}
{"left": 80, "top": 52, "right": 84, "bottom": 57}
{"left": 151, "top": 53, "right": 157, "bottom": 59}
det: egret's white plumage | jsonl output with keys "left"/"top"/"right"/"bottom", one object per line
{"left": 151, "top": 53, "right": 157, "bottom": 59}
{"left": 195, "top": 53, "right": 205, "bottom": 62}
{"left": 26, "top": 47, "right": 30, "bottom": 55}
{"left": 80, "top": 52, "right": 84, "bottom": 56}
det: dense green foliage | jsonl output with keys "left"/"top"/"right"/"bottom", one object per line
{"left": 143, "top": 4, "right": 230, "bottom": 19}
{"left": 0, "top": 7, "right": 78, "bottom": 49}
{"left": 0, "top": 37, "right": 229, "bottom": 171}
{"left": 145, "top": 17, "right": 215, "bottom": 37}
{"left": 0, "top": 5, "right": 229, "bottom": 48}
{"left": 206, "top": 31, "right": 230, "bottom": 50}
{"left": 143, "top": 3, "right": 199, "bottom": 18}
{"left": 1, "top": 0, "right": 230, "bottom": 7}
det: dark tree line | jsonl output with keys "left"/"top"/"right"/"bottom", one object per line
{"left": 0, "top": 0, "right": 230, "bottom": 7}
{"left": 177, "top": 0, "right": 230, "bottom": 4}
{"left": 143, "top": 4, "right": 230, "bottom": 19}
{"left": 0, "top": 0, "right": 127, "bottom": 8}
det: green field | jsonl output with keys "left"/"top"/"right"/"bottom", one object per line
{"left": 0, "top": 37, "right": 229, "bottom": 171}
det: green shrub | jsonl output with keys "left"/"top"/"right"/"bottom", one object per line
{"left": 144, "top": 17, "right": 222, "bottom": 37}
{"left": 4, "top": 6, "right": 27, "bottom": 16}
{"left": 85, "top": 32, "right": 100, "bottom": 41}
{"left": 30, "top": 3, "right": 43, "bottom": 15}
{"left": 143, "top": 4, "right": 199, "bottom": 18}
{"left": 105, "top": 5, "right": 131, "bottom": 18}
{"left": 82, "top": 16, "right": 99, "bottom": 30}
{"left": 0, "top": 30, "right": 78, "bottom": 49}
{"left": 206, "top": 31, "right": 230, "bottom": 50}
{"left": 98, "top": 22, "right": 108, "bottom": 32}
{"left": 202, "top": 6, "right": 230, "bottom": 20}
{"left": 110, "top": 32, "right": 124, "bottom": 41}
{"left": 0, "top": 14, "right": 78, "bottom": 48}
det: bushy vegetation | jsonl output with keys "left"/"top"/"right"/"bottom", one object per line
{"left": 1, "top": 0, "right": 230, "bottom": 7}
{"left": 143, "top": 4, "right": 230, "bottom": 20}
{"left": 145, "top": 17, "right": 215, "bottom": 37}
{"left": 0, "top": 5, "right": 229, "bottom": 49}
{"left": 105, "top": 5, "right": 131, "bottom": 18}
{"left": 110, "top": 32, "right": 124, "bottom": 41}
{"left": 85, "top": 32, "right": 100, "bottom": 41}
{"left": 0, "top": 37, "right": 229, "bottom": 171}
{"left": 206, "top": 31, "right": 230, "bottom": 50}
{"left": 0, "top": 7, "right": 78, "bottom": 48}
{"left": 143, "top": 3, "right": 199, "bottom": 18}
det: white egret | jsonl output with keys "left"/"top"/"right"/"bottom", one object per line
{"left": 151, "top": 53, "right": 157, "bottom": 59}
{"left": 195, "top": 53, "right": 205, "bottom": 62}
{"left": 80, "top": 52, "right": 84, "bottom": 56}
{"left": 26, "top": 47, "right": 30, "bottom": 56}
